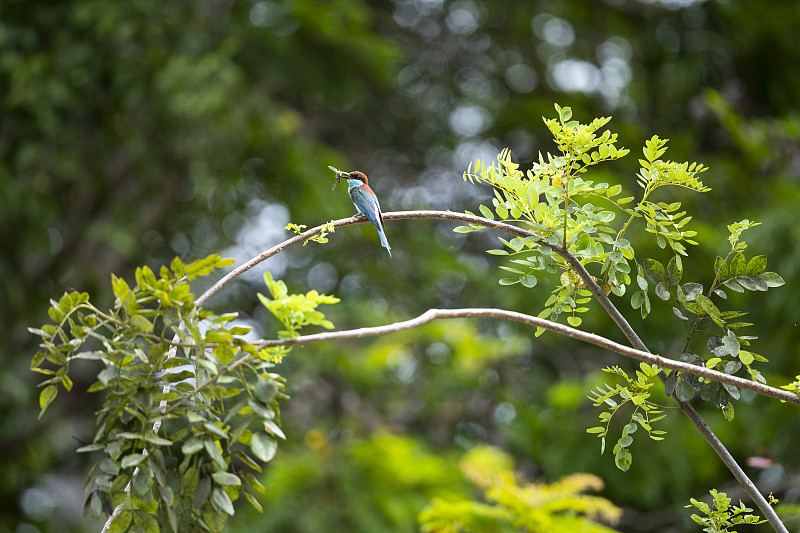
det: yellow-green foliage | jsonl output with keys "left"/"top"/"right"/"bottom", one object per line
{"left": 419, "top": 445, "right": 621, "bottom": 533}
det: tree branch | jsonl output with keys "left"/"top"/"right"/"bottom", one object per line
{"left": 179, "top": 209, "right": 789, "bottom": 531}
{"left": 255, "top": 307, "right": 799, "bottom": 405}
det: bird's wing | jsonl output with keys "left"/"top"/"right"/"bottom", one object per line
{"left": 349, "top": 187, "right": 383, "bottom": 231}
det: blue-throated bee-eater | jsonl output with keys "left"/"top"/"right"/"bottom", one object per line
{"left": 330, "top": 166, "right": 391, "bottom": 256}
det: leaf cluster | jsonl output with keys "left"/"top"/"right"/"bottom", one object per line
{"left": 685, "top": 489, "right": 774, "bottom": 532}
{"left": 285, "top": 221, "right": 336, "bottom": 245}
{"left": 459, "top": 106, "right": 786, "bottom": 471}
{"left": 640, "top": 221, "right": 784, "bottom": 420}
{"left": 29, "top": 255, "right": 338, "bottom": 531}
{"left": 586, "top": 364, "right": 667, "bottom": 472}
{"left": 419, "top": 445, "right": 621, "bottom": 533}
{"left": 458, "top": 105, "right": 713, "bottom": 331}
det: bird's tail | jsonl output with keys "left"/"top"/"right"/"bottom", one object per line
{"left": 377, "top": 226, "right": 392, "bottom": 257}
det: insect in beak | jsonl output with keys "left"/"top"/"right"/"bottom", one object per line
{"left": 328, "top": 165, "right": 347, "bottom": 190}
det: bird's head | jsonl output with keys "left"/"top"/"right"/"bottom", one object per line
{"left": 346, "top": 171, "right": 368, "bottom": 185}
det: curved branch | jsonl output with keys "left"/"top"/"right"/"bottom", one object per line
{"left": 191, "top": 209, "right": 787, "bottom": 532}
{"left": 256, "top": 307, "right": 799, "bottom": 405}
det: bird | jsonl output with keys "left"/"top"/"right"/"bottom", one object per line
{"left": 341, "top": 170, "right": 392, "bottom": 256}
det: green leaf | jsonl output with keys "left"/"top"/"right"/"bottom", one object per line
{"left": 760, "top": 272, "right": 784, "bottom": 287}
{"left": 38, "top": 385, "right": 58, "bottom": 417}
{"left": 129, "top": 314, "right": 153, "bottom": 332}
{"left": 121, "top": 453, "right": 146, "bottom": 469}
{"left": 567, "top": 316, "right": 582, "bottom": 327}
{"left": 182, "top": 438, "right": 204, "bottom": 455}
{"left": 654, "top": 282, "right": 670, "bottom": 301}
{"left": 76, "top": 443, "right": 105, "bottom": 453}
{"left": 264, "top": 419, "right": 286, "bottom": 440}
{"left": 721, "top": 402, "right": 734, "bottom": 421}
{"left": 614, "top": 448, "right": 632, "bottom": 471}
{"left": 675, "top": 381, "right": 695, "bottom": 402}
{"left": 108, "top": 510, "right": 133, "bottom": 533}
{"left": 730, "top": 253, "right": 746, "bottom": 276}
{"left": 631, "top": 290, "right": 645, "bottom": 309}
{"left": 498, "top": 278, "right": 518, "bottom": 285}
{"left": 519, "top": 275, "right": 537, "bottom": 288}
{"left": 143, "top": 434, "right": 173, "bottom": 446}
{"left": 722, "top": 332, "right": 740, "bottom": 357}
{"left": 204, "top": 440, "right": 227, "bottom": 470}
{"left": 723, "top": 383, "right": 740, "bottom": 400}
{"left": 211, "top": 472, "right": 242, "bottom": 487}
{"left": 194, "top": 476, "right": 211, "bottom": 507}
{"left": 479, "top": 204, "right": 494, "bottom": 220}
{"left": 738, "top": 350, "right": 754, "bottom": 365}
{"left": 132, "top": 465, "right": 153, "bottom": 498}
{"left": 204, "top": 422, "right": 230, "bottom": 440}
{"left": 643, "top": 259, "right": 666, "bottom": 284}
{"left": 251, "top": 432, "right": 278, "bottom": 462}
{"left": 133, "top": 510, "right": 159, "bottom": 533}
{"left": 667, "top": 256, "right": 683, "bottom": 287}
{"left": 746, "top": 255, "right": 767, "bottom": 276}
{"left": 453, "top": 225, "right": 475, "bottom": 233}
{"left": 211, "top": 487, "right": 235, "bottom": 516}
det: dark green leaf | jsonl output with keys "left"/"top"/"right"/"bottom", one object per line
{"left": 675, "top": 381, "right": 695, "bottom": 402}
{"left": 701, "top": 381, "right": 719, "bottom": 401}
{"left": 643, "top": 258, "right": 666, "bottom": 284}
{"left": 667, "top": 256, "right": 682, "bottom": 287}
{"left": 664, "top": 372, "right": 678, "bottom": 396}
{"left": 746, "top": 255, "right": 767, "bottom": 276}
{"left": 194, "top": 476, "right": 211, "bottom": 508}
{"left": 730, "top": 253, "right": 746, "bottom": 276}
{"left": 132, "top": 465, "right": 153, "bottom": 498}
{"left": 714, "top": 256, "right": 729, "bottom": 277}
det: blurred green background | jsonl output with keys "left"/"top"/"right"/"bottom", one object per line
{"left": 3, "top": 0, "right": 800, "bottom": 532}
